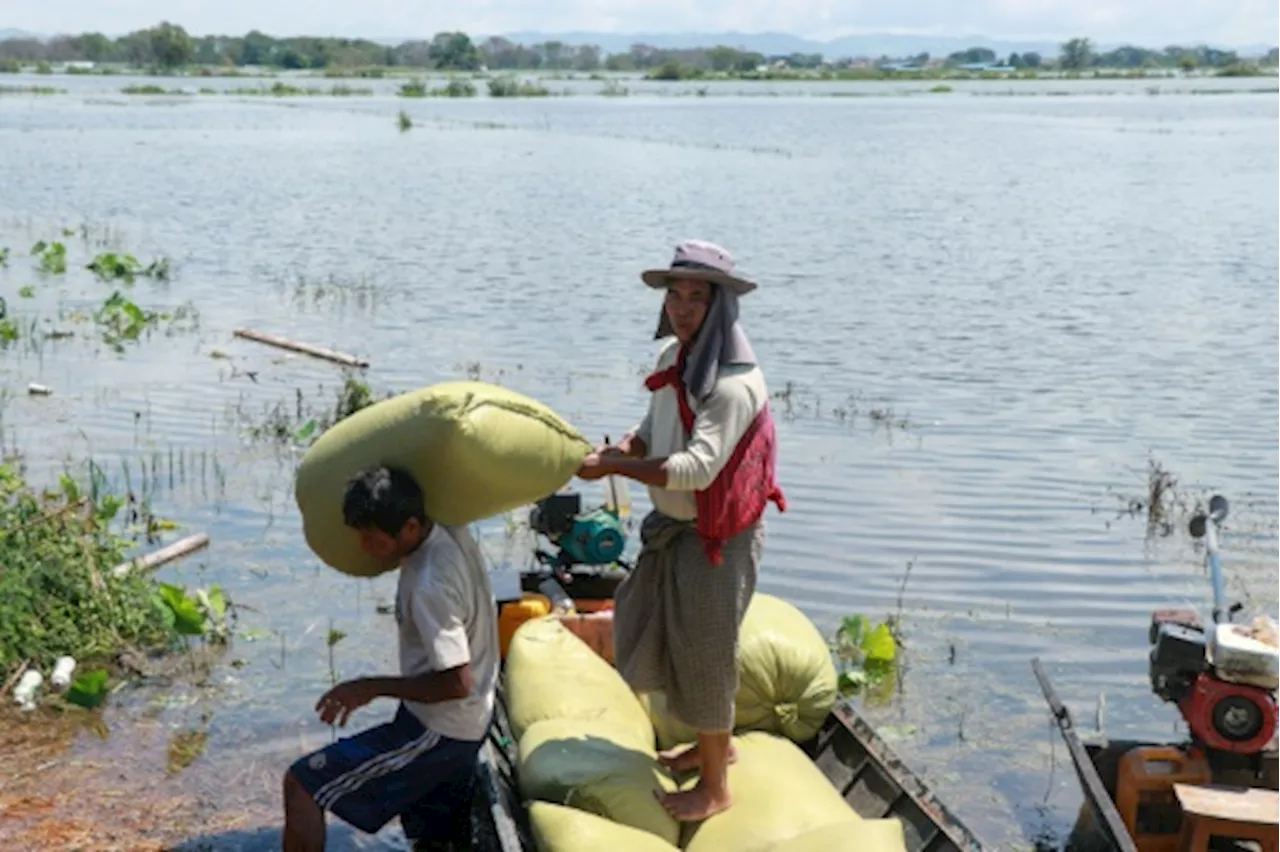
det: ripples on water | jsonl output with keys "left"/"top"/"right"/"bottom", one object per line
{"left": 0, "top": 79, "right": 1276, "bottom": 849}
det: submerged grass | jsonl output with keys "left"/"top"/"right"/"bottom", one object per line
{"left": 239, "top": 376, "right": 385, "bottom": 446}
{"left": 0, "top": 463, "right": 208, "bottom": 689}
{"left": 487, "top": 76, "right": 551, "bottom": 98}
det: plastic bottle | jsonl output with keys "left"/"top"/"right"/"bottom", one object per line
{"left": 51, "top": 656, "right": 77, "bottom": 690}
{"left": 13, "top": 670, "right": 42, "bottom": 710}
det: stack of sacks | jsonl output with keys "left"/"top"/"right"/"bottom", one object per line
{"left": 506, "top": 617, "right": 681, "bottom": 847}
{"left": 643, "top": 593, "right": 839, "bottom": 751}
{"left": 526, "top": 733, "right": 907, "bottom": 852}
{"left": 510, "top": 599, "right": 897, "bottom": 852}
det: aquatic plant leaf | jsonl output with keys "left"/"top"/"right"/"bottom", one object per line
{"left": 861, "top": 623, "right": 897, "bottom": 663}
{"left": 159, "top": 582, "right": 205, "bottom": 635}
{"left": 65, "top": 669, "right": 109, "bottom": 709}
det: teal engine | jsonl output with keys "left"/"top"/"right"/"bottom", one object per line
{"left": 531, "top": 493, "right": 628, "bottom": 569}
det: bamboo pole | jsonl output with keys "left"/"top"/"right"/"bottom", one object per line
{"left": 233, "top": 329, "right": 369, "bottom": 368}
{"left": 111, "top": 533, "right": 210, "bottom": 578}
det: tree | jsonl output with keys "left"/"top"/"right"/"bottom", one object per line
{"left": 1022, "top": 51, "right": 1042, "bottom": 68}
{"left": 948, "top": 46, "right": 996, "bottom": 65}
{"left": 428, "top": 32, "right": 479, "bottom": 70}
{"left": 1059, "top": 38, "right": 1094, "bottom": 70}
{"left": 1008, "top": 52, "right": 1023, "bottom": 68}
{"left": 142, "top": 22, "right": 193, "bottom": 68}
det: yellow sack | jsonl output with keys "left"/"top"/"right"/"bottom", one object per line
{"left": 766, "top": 820, "right": 907, "bottom": 851}
{"left": 294, "top": 381, "right": 590, "bottom": 577}
{"left": 529, "top": 802, "right": 679, "bottom": 852}
{"left": 683, "top": 731, "right": 860, "bottom": 852}
{"left": 505, "top": 617, "right": 654, "bottom": 748}
{"left": 735, "top": 593, "right": 838, "bottom": 742}
{"left": 639, "top": 692, "right": 698, "bottom": 753}
{"left": 519, "top": 718, "right": 679, "bottom": 846}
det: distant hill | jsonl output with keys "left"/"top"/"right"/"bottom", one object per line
{"left": 500, "top": 29, "right": 1061, "bottom": 59}
{"left": 499, "top": 30, "right": 1273, "bottom": 60}
{"left": 0, "top": 28, "right": 41, "bottom": 41}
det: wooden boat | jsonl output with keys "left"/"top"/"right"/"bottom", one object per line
{"left": 1030, "top": 497, "right": 1279, "bottom": 852}
{"left": 1033, "top": 659, "right": 1278, "bottom": 852}
{"left": 464, "top": 568, "right": 990, "bottom": 852}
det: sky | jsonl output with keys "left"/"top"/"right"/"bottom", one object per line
{"left": 2, "top": 0, "right": 1275, "bottom": 47}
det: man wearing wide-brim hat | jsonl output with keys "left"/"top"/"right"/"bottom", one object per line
{"left": 577, "top": 239, "right": 787, "bottom": 821}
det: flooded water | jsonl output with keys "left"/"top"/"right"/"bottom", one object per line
{"left": 0, "top": 74, "right": 1277, "bottom": 850}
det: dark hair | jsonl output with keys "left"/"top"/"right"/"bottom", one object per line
{"left": 341, "top": 466, "right": 426, "bottom": 536}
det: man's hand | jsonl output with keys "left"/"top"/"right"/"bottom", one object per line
{"left": 316, "top": 678, "right": 379, "bottom": 727}
{"left": 577, "top": 453, "right": 611, "bottom": 480}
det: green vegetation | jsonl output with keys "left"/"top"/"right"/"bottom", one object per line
{"left": 241, "top": 377, "right": 382, "bottom": 445}
{"left": 1, "top": 23, "right": 1272, "bottom": 78}
{"left": 121, "top": 83, "right": 178, "bottom": 95}
{"left": 32, "top": 240, "right": 68, "bottom": 274}
{"left": 397, "top": 110, "right": 413, "bottom": 132}
{"left": 398, "top": 77, "right": 476, "bottom": 98}
{"left": 830, "top": 613, "right": 898, "bottom": 697}
{"left": 0, "top": 85, "right": 62, "bottom": 95}
{"left": 224, "top": 81, "right": 371, "bottom": 96}
{"left": 0, "top": 464, "right": 226, "bottom": 694}
{"left": 487, "top": 76, "right": 551, "bottom": 97}
{"left": 87, "top": 252, "right": 171, "bottom": 283}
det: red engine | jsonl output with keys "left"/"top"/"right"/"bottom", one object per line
{"left": 1177, "top": 672, "right": 1278, "bottom": 755}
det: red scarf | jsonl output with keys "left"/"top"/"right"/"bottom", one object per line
{"left": 644, "top": 348, "right": 787, "bottom": 565}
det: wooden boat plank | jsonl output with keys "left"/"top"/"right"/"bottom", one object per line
{"left": 1032, "top": 657, "right": 1138, "bottom": 852}
{"left": 826, "top": 702, "right": 986, "bottom": 852}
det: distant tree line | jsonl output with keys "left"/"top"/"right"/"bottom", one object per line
{"left": 0, "top": 24, "right": 1274, "bottom": 74}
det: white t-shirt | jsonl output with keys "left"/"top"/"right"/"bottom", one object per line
{"left": 633, "top": 338, "right": 768, "bottom": 520}
{"left": 395, "top": 523, "right": 498, "bottom": 742}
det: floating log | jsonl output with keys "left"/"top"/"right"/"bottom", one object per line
{"left": 111, "top": 533, "right": 210, "bottom": 578}
{"left": 233, "top": 329, "right": 369, "bottom": 368}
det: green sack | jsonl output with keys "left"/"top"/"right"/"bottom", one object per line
{"left": 766, "top": 819, "right": 907, "bottom": 851}
{"left": 683, "top": 731, "right": 862, "bottom": 852}
{"left": 520, "top": 718, "right": 679, "bottom": 846}
{"left": 641, "top": 594, "right": 838, "bottom": 746}
{"left": 529, "top": 802, "right": 679, "bottom": 852}
{"left": 639, "top": 691, "right": 698, "bottom": 753}
{"left": 505, "top": 617, "right": 655, "bottom": 749}
{"left": 734, "top": 593, "right": 838, "bottom": 742}
{"left": 294, "top": 381, "right": 590, "bottom": 577}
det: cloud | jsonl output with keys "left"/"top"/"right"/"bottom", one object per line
{"left": 7, "top": 0, "right": 1275, "bottom": 46}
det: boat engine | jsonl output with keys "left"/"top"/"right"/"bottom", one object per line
{"left": 1147, "top": 497, "right": 1279, "bottom": 757}
{"left": 530, "top": 492, "right": 627, "bottom": 572}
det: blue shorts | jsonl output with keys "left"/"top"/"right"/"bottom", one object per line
{"left": 289, "top": 702, "right": 481, "bottom": 841}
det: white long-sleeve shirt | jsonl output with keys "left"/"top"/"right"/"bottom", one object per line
{"left": 632, "top": 339, "right": 769, "bottom": 520}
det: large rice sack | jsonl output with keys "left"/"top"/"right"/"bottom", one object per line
{"left": 734, "top": 593, "right": 838, "bottom": 742}
{"left": 519, "top": 718, "right": 680, "bottom": 845}
{"left": 766, "top": 820, "right": 907, "bottom": 851}
{"left": 683, "top": 731, "right": 863, "bottom": 852}
{"left": 641, "top": 593, "right": 838, "bottom": 745}
{"left": 639, "top": 691, "right": 698, "bottom": 753}
{"left": 529, "top": 802, "right": 679, "bottom": 852}
{"left": 505, "top": 617, "right": 654, "bottom": 748}
{"left": 294, "top": 381, "right": 590, "bottom": 577}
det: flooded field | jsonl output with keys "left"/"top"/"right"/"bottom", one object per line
{"left": 0, "top": 76, "right": 1276, "bottom": 850}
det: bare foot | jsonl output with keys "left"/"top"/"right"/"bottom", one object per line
{"left": 656, "top": 783, "right": 733, "bottom": 822}
{"left": 657, "top": 742, "right": 738, "bottom": 774}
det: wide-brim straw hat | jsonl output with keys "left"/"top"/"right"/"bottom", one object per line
{"left": 640, "top": 239, "right": 758, "bottom": 296}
